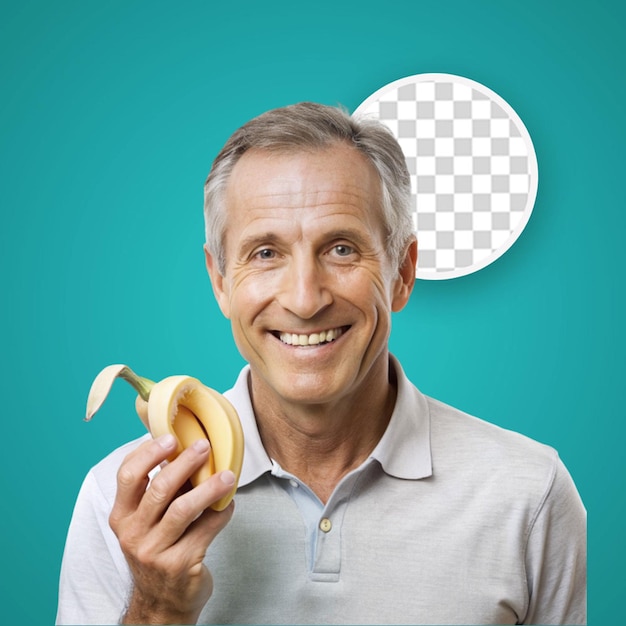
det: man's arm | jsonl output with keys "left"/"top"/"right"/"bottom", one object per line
{"left": 523, "top": 456, "right": 587, "bottom": 625}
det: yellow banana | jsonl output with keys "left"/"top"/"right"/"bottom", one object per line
{"left": 85, "top": 364, "right": 244, "bottom": 511}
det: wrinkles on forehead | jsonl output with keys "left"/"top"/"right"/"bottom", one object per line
{"left": 234, "top": 186, "right": 375, "bottom": 211}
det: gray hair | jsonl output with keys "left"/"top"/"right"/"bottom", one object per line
{"left": 204, "top": 102, "right": 414, "bottom": 274}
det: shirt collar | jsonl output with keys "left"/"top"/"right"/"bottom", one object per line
{"left": 223, "top": 367, "right": 273, "bottom": 487}
{"left": 223, "top": 354, "right": 432, "bottom": 488}
{"left": 369, "top": 354, "right": 432, "bottom": 479}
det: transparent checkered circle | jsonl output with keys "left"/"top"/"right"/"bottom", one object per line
{"left": 354, "top": 73, "right": 538, "bottom": 280}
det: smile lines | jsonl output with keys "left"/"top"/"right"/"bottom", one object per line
{"left": 277, "top": 327, "right": 345, "bottom": 346}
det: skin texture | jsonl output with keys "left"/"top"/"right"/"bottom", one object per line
{"left": 112, "top": 142, "right": 417, "bottom": 624}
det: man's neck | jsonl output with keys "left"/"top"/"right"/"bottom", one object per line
{"left": 249, "top": 361, "right": 397, "bottom": 504}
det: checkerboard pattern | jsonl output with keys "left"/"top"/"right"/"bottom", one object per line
{"left": 354, "top": 74, "right": 537, "bottom": 279}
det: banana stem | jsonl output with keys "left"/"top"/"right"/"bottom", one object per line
{"left": 118, "top": 367, "right": 155, "bottom": 401}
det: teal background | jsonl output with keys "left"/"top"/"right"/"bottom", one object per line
{"left": 0, "top": 0, "right": 622, "bottom": 622}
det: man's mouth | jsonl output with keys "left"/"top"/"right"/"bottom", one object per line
{"left": 274, "top": 326, "right": 348, "bottom": 346}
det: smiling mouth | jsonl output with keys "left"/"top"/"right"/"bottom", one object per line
{"left": 273, "top": 326, "right": 349, "bottom": 346}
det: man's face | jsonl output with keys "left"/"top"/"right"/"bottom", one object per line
{"left": 205, "top": 143, "right": 415, "bottom": 409}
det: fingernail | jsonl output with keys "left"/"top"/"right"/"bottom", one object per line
{"left": 220, "top": 470, "right": 236, "bottom": 486}
{"left": 156, "top": 434, "right": 176, "bottom": 449}
{"left": 192, "top": 438, "right": 210, "bottom": 453}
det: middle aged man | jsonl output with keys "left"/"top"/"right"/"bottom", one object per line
{"left": 57, "top": 102, "right": 587, "bottom": 625}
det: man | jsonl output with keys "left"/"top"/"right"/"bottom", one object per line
{"left": 57, "top": 102, "right": 586, "bottom": 625}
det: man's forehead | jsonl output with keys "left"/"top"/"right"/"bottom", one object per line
{"left": 225, "top": 144, "right": 381, "bottom": 201}
{"left": 221, "top": 144, "right": 387, "bottom": 248}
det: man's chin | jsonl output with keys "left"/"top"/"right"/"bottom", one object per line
{"left": 255, "top": 370, "right": 353, "bottom": 408}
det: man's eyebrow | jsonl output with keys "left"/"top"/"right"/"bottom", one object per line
{"left": 237, "top": 232, "right": 282, "bottom": 254}
{"left": 324, "top": 228, "right": 375, "bottom": 249}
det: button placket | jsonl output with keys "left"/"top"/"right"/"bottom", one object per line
{"left": 310, "top": 467, "right": 368, "bottom": 581}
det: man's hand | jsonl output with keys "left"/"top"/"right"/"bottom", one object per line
{"left": 109, "top": 434, "right": 236, "bottom": 625}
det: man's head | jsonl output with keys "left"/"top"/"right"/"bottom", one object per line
{"left": 201, "top": 104, "right": 418, "bottom": 411}
{"left": 204, "top": 102, "right": 414, "bottom": 275}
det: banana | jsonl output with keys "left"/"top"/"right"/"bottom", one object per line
{"left": 85, "top": 364, "right": 244, "bottom": 511}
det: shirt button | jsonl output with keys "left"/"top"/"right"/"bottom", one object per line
{"left": 319, "top": 518, "right": 332, "bottom": 533}
{"left": 289, "top": 479, "right": 299, "bottom": 488}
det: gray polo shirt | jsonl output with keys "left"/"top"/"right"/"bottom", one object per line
{"left": 56, "top": 357, "right": 586, "bottom": 625}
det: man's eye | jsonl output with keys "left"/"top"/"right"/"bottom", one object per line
{"left": 333, "top": 244, "right": 355, "bottom": 257}
{"left": 256, "top": 248, "right": 276, "bottom": 260}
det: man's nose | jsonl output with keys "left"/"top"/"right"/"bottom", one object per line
{"left": 277, "top": 254, "right": 333, "bottom": 319}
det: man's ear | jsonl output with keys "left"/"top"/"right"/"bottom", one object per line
{"left": 391, "top": 238, "right": 417, "bottom": 312}
{"left": 204, "top": 244, "right": 231, "bottom": 319}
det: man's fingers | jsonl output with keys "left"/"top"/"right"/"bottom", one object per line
{"left": 164, "top": 498, "right": 235, "bottom": 570}
{"left": 111, "top": 434, "right": 179, "bottom": 522}
{"left": 133, "top": 439, "right": 212, "bottom": 526}
{"left": 157, "top": 471, "right": 236, "bottom": 545}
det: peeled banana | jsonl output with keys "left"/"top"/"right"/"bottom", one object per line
{"left": 85, "top": 364, "right": 244, "bottom": 511}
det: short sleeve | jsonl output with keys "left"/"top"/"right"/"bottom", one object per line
{"left": 56, "top": 470, "right": 131, "bottom": 625}
{"left": 523, "top": 456, "right": 587, "bottom": 624}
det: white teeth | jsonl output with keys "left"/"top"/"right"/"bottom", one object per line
{"left": 278, "top": 328, "right": 343, "bottom": 346}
